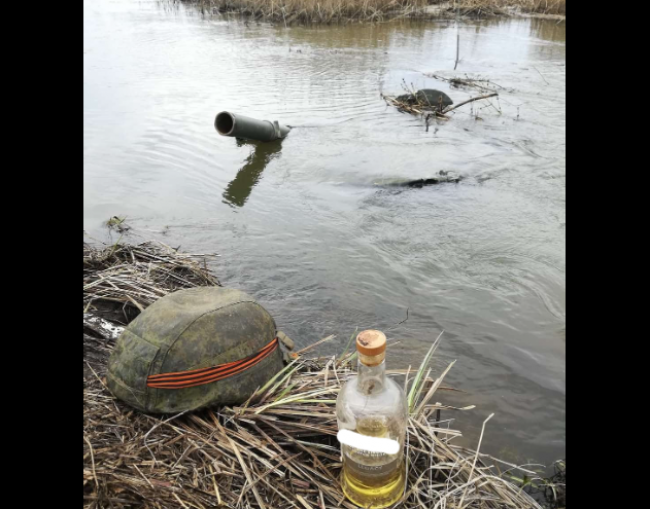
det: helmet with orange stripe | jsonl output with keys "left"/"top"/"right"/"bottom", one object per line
{"left": 106, "top": 287, "right": 286, "bottom": 413}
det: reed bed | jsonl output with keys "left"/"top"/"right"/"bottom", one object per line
{"left": 190, "top": 0, "right": 565, "bottom": 23}
{"left": 454, "top": 1, "right": 566, "bottom": 16}
{"left": 83, "top": 242, "right": 544, "bottom": 509}
{"left": 203, "top": 0, "right": 428, "bottom": 24}
{"left": 83, "top": 241, "right": 221, "bottom": 322}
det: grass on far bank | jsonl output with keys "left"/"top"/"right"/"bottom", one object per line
{"left": 190, "top": 0, "right": 565, "bottom": 24}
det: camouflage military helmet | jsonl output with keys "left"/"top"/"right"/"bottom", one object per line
{"left": 106, "top": 287, "right": 284, "bottom": 413}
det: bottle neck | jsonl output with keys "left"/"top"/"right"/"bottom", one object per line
{"left": 357, "top": 358, "right": 386, "bottom": 395}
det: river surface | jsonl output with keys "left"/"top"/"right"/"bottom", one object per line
{"left": 84, "top": 0, "right": 565, "bottom": 468}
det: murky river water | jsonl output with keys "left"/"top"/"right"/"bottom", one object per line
{"left": 84, "top": 0, "right": 565, "bottom": 468}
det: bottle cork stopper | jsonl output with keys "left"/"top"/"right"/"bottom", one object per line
{"left": 356, "top": 330, "right": 387, "bottom": 356}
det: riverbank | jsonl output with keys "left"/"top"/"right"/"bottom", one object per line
{"left": 83, "top": 240, "right": 550, "bottom": 509}
{"left": 191, "top": 0, "right": 566, "bottom": 24}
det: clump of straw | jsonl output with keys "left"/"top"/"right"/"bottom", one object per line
{"left": 83, "top": 241, "right": 220, "bottom": 322}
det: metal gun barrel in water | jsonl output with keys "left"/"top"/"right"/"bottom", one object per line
{"left": 215, "top": 111, "right": 291, "bottom": 142}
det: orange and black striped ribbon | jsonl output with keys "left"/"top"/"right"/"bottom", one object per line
{"left": 147, "top": 337, "right": 279, "bottom": 389}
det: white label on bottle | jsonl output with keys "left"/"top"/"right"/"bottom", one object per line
{"left": 337, "top": 429, "right": 399, "bottom": 455}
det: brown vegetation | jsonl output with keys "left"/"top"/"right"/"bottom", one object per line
{"left": 191, "top": 0, "right": 565, "bottom": 23}
{"left": 84, "top": 241, "right": 546, "bottom": 509}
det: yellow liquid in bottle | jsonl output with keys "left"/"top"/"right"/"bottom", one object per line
{"left": 341, "top": 418, "right": 405, "bottom": 508}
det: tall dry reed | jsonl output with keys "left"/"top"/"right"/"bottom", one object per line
{"left": 196, "top": 0, "right": 565, "bottom": 22}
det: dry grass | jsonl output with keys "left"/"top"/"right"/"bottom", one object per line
{"left": 83, "top": 242, "right": 544, "bottom": 509}
{"left": 516, "top": 0, "right": 566, "bottom": 15}
{"left": 191, "top": 0, "right": 565, "bottom": 23}
{"left": 200, "top": 0, "right": 429, "bottom": 23}
{"left": 83, "top": 241, "right": 221, "bottom": 322}
{"left": 451, "top": 0, "right": 565, "bottom": 16}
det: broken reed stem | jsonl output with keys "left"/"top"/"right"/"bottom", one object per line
{"left": 532, "top": 65, "right": 550, "bottom": 85}
{"left": 294, "top": 334, "right": 336, "bottom": 355}
{"left": 454, "top": 0, "right": 460, "bottom": 71}
{"left": 142, "top": 409, "right": 191, "bottom": 464}
{"left": 83, "top": 436, "right": 99, "bottom": 491}
{"left": 443, "top": 92, "right": 499, "bottom": 114}
{"left": 458, "top": 412, "right": 495, "bottom": 508}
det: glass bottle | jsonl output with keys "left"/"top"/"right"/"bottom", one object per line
{"left": 336, "top": 330, "right": 408, "bottom": 508}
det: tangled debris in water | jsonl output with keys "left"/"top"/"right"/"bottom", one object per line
{"left": 395, "top": 89, "right": 454, "bottom": 111}
{"left": 383, "top": 90, "right": 499, "bottom": 120}
{"left": 374, "top": 171, "right": 463, "bottom": 187}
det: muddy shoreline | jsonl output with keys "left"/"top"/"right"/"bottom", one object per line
{"left": 84, "top": 240, "right": 560, "bottom": 509}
